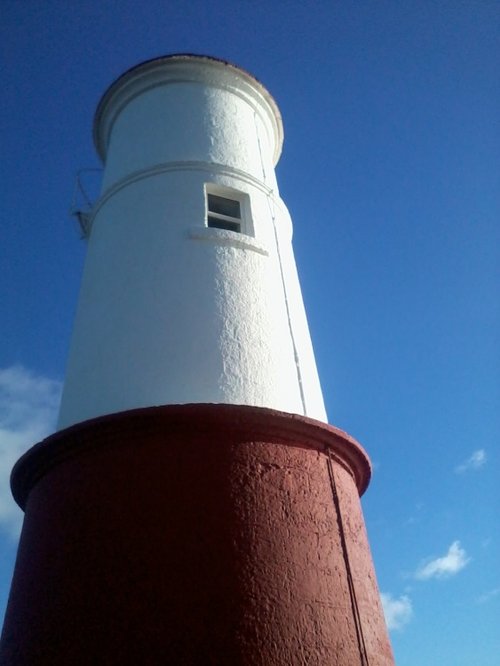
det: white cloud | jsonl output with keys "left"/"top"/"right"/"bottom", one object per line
{"left": 415, "top": 541, "right": 470, "bottom": 581}
{"left": 455, "top": 449, "right": 486, "bottom": 474}
{"left": 381, "top": 592, "right": 413, "bottom": 631}
{"left": 0, "top": 366, "right": 61, "bottom": 539}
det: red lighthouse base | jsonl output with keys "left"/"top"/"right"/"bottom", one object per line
{"left": 0, "top": 405, "right": 393, "bottom": 665}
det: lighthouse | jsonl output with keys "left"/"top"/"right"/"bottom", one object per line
{"left": 1, "top": 55, "right": 393, "bottom": 665}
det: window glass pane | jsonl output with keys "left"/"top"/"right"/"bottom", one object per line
{"left": 208, "top": 194, "right": 241, "bottom": 219}
{"left": 207, "top": 216, "right": 241, "bottom": 232}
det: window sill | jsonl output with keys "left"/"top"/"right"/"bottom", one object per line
{"left": 188, "top": 227, "right": 269, "bottom": 256}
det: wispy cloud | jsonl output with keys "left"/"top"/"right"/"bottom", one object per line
{"left": 0, "top": 365, "right": 61, "bottom": 539}
{"left": 381, "top": 592, "right": 413, "bottom": 631}
{"left": 404, "top": 501, "right": 424, "bottom": 526}
{"left": 454, "top": 449, "right": 486, "bottom": 474}
{"left": 415, "top": 541, "right": 470, "bottom": 581}
{"left": 476, "top": 587, "right": 500, "bottom": 605}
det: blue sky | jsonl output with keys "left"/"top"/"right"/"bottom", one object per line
{"left": 1, "top": 2, "right": 498, "bottom": 663}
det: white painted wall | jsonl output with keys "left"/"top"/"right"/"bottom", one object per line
{"left": 58, "top": 55, "right": 327, "bottom": 429}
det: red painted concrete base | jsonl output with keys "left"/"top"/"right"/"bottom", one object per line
{"left": 0, "top": 405, "right": 393, "bottom": 665}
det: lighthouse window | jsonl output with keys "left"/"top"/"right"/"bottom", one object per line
{"left": 207, "top": 193, "right": 242, "bottom": 233}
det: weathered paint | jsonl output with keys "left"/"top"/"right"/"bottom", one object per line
{"left": 1, "top": 405, "right": 393, "bottom": 665}
{"left": 58, "top": 55, "right": 326, "bottom": 429}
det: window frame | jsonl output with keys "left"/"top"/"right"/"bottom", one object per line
{"left": 205, "top": 184, "right": 252, "bottom": 236}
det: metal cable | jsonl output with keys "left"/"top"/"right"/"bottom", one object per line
{"left": 326, "top": 447, "right": 370, "bottom": 666}
{"left": 253, "top": 110, "right": 308, "bottom": 416}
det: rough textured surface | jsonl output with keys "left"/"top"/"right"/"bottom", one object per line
{"left": 58, "top": 55, "right": 327, "bottom": 429}
{"left": 1, "top": 405, "right": 393, "bottom": 665}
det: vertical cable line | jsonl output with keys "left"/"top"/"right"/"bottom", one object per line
{"left": 255, "top": 112, "right": 368, "bottom": 663}
{"left": 253, "top": 111, "right": 307, "bottom": 416}
{"left": 326, "top": 448, "right": 370, "bottom": 666}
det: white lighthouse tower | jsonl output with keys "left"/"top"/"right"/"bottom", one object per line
{"left": 58, "top": 54, "right": 326, "bottom": 430}
{"left": 1, "top": 55, "right": 394, "bottom": 666}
